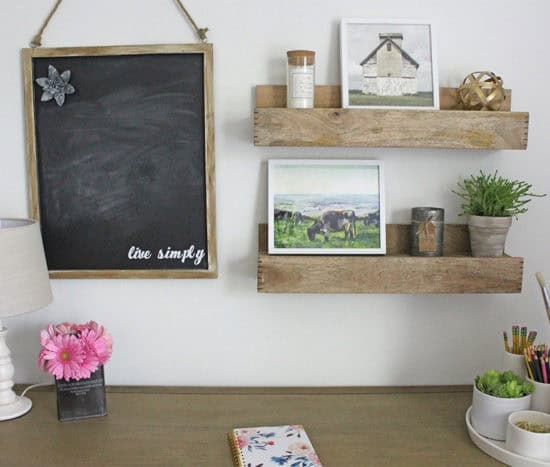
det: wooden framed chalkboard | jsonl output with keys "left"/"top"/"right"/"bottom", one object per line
{"left": 23, "top": 44, "right": 216, "bottom": 279}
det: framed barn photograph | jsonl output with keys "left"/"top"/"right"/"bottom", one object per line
{"left": 268, "top": 160, "right": 386, "bottom": 255}
{"left": 340, "top": 19, "right": 438, "bottom": 109}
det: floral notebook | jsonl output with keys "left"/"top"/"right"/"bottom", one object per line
{"left": 228, "top": 425, "right": 323, "bottom": 467}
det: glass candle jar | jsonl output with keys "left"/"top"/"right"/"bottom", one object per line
{"left": 287, "top": 50, "right": 315, "bottom": 108}
{"left": 410, "top": 207, "right": 445, "bottom": 257}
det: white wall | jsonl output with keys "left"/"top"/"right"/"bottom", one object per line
{"left": 1, "top": 0, "right": 549, "bottom": 386}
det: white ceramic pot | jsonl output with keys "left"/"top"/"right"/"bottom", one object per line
{"left": 468, "top": 215, "right": 512, "bottom": 257}
{"left": 528, "top": 378, "right": 550, "bottom": 414}
{"left": 471, "top": 384, "right": 531, "bottom": 441}
{"left": 502, "top": 351, "right": 528, "bottom": 380}
{"left": 506, "top": 410, "right": 550, "bottom": 461}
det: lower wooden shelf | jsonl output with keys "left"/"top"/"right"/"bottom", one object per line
{"left": 257, "top": 224, "right": 523, "bottom": 294}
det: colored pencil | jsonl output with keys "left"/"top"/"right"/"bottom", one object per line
{"left": 526, "top": 347, "right": 537, "bottom": 382}
{"left": 524, "top": 348, "right": 535, "bottom": 380}
{"left": 524, "top": 344, "right": 550, "bottom": 384}
{"left": 533, "top": 352, "right": 543, "bottom": 382}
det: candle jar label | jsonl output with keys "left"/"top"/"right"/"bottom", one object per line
{"left": 419, "top": 223, "right": 437, "bottom": 252}
{"left": 410, "top": 207, "right": 445, "bottom": 257}
{"left": 290, "top": 71, "right": 314, "bottom": 99}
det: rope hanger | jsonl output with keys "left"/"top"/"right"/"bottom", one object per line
{"left": 30, "top": 0, "right": 209, "bottom": 48}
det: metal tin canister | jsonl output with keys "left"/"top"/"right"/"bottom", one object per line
{"left": 410, "top": 207, "right": 445, "bottom": 257}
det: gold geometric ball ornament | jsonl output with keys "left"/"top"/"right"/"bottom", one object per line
{"left": 458, "top": 71, "right": 507, "bottom": 111}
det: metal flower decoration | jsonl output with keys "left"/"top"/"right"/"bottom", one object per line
{"left": 35, "top": 65, "right": 75, "bottom": 107}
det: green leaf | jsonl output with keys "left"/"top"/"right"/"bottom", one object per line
{"left": 453, "top": 171, "right": 545, "bottom": 217}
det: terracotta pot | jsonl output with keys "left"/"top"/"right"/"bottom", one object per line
{"left": 468, "top": 215, "right": 512, "bottom": 257}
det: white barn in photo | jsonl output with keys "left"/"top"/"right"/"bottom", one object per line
{"left": 361, "top": 33, "right": 419, "bottom": 96}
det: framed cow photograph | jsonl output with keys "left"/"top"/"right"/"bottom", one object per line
{"left": 340, "top": 19, "right": 438, "bottom": 109}
{"left": 268, "top": 160, "right": 386, "bottom": 255}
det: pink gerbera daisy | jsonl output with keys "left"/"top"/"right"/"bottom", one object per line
{"left": 86, "top": 321, "right": 113, "bottom": 355}
{"left": 81, "top": 328, "right": 111, "bottom": 366}
{"left": 39, "top": 324, "right": 57, "bottom": 347}
{"left": 39, "top": 334, "right": 86, "bottom": 381}
{"left": 55, "top": 322, "right": 78, "bottom": 335}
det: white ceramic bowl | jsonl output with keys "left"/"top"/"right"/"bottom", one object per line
{"left": 506, "top": 410, "right": 550, "bottom": 461}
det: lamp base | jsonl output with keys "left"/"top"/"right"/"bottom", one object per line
{"left": 0, "top": 396, "right": 32, "bottom": 421}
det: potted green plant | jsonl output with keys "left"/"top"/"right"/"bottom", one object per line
{"left": 471, "top": 369, "right": 534, "bottom": 440}
{"left": 453, "top": 171, "right": 545, "bottom": 257}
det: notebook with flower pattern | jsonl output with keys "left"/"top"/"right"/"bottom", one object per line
{"left": 228, "top": 425, "right": 322, "bottom": 467}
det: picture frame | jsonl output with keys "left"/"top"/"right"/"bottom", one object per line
{"left": 23, "top": 44, "right": 216, "bottom": 279}
{"left": 268, "top": 160, "right": 386, "bottom": 255}
{"left": 340, "top": 19, "right": 439, "bottom": 110}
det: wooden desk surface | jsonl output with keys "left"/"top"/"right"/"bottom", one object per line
{"left": 1, "top": 386, "right": 502, "bottom": 466}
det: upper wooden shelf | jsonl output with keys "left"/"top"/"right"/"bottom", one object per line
{"left": 257, "top": 224, "right": 523, "bottom": 294}
{"left": 254, "top": 85, "right": 529, "bottom": 149}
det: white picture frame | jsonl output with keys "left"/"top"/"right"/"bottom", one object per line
{"left": 340, "top": 19, "right": 439, "bottom": 110}
{"left": 268, "top": 160, "right": 386, "bottom": 255}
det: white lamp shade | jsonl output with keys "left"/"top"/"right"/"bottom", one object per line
{"left": 0, "top": 219, "right": 52, "bottom": 317}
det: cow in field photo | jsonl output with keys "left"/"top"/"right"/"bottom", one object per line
{"left": 269, "top": 160, "right": 384, "bottom": 253}
{"left": 307, "top": 210, "right": 357, "bottom": 242}
{"left": 364, "top": 210, "right": 380, "bottom": 227}
{"left": 274, "top": 209, "right": 303, "bottom": 225}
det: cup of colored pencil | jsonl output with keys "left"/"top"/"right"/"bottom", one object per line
{"left": 524, "top": 344, "right": 550, "bottom": 413}
{"left": 502, "top": 326, "right": 536, "bottom": 380}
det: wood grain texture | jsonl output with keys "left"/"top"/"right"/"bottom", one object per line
{"left": 22, "top": 48, "right": 40, "bottom": 222}
{"left": 26, "top": 44, "right": 210, "bottom": 57}
{"left": 47, "top": 269, "right": 218, "bottom": 279}
{"left": 203, "top": 44, "right": 218, "bottom": 277}
{"left": 254, "top": 85, "right": 527, "bottom": 149}
{"left": 258, "top": 224, "right": 523, "bottom": 294}
{"left": 255, "top": 85, "right": 512, "bottom": 111}
{"left": 0, "top": 388, "right": 500, "bottom": 466}
{"left": 14, "top": 384, "right": 473, "bottom": 395}
{"left": 22, "top": 44, "right": 217, "bottom": 279}
{"left": 255, "top": 108, "right": 528, "bottom": 149}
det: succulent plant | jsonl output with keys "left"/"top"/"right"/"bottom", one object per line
{"left": 454, "top": 171, "right": 545, "bottom": 218}
{"left": 475, "top": 369, "right": 534, "bottom": 398}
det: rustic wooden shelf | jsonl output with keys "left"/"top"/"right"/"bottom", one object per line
{"left": 257, "top": 224, "right": 523, "bottom": 294}
{"left": 254, "top": 85, "right": 529, "bottom": 149}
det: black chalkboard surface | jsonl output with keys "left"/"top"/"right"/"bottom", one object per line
{"left": 23, "top": 45, "right": 216, "bottom": 278}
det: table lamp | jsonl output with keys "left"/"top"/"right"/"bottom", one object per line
{"left": 0, "top": 218, "right": 52, "bottom": 420}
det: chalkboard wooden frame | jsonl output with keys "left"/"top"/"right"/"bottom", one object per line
{"left": 22, "top": 44, "right": 217, "bottom": 279}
